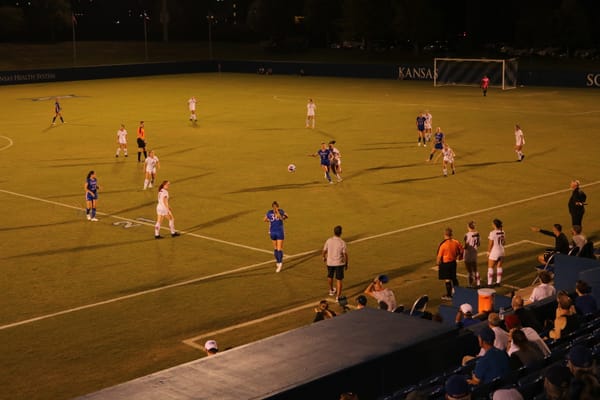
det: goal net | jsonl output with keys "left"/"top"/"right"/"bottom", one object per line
{"left": 434, "top": 58, "right": 518, "bottom": 90}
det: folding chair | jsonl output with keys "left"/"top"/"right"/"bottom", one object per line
{"left": 409, "top": 295, "right": 429, "bottom": 316}
{"left": 531, "top": 252, "right": 556, "bottom": 286}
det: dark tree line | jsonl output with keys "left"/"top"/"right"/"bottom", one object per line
{"left": 1, "top": 0, "right": 599, "bottom": 55}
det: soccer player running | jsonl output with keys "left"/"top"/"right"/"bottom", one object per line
{"left": 416, "top": 112, "right": 426, "bottom": 146}
{"left": 464, "top": 221, "right": 481, "bottom": 287}
{"left": 514, "top": 124, "right": 525, "bottom": 161}
{"left": 487, "top": 219, "right": 505, "bottom": 287}
{"left": 84, "top": 170, "right": 100, "bottom": 221}
{"left": 51, "top": 98, "right": 65, "bottom": 125}
{"left": 188, "top": 96, "right": 197, "bottom": 123}
{"left": 306, "top": 98, "right": 316, "bottom": 129}
{"left": 442, "top": 143, "right": 456, "bottom": 177}
{"left": 264, "top": 201, "right": 288, "bottom": 272}
{"left": 143, "top": 150, "right": 160, "bottom": 190}
{"left": 328, "top": 140, "right": 342, "bottom": 182}
{"left": 154, "top": 180, "right": 180, "bottom": 239}
{"left": 115, "top": 124, "right": 128, "bottom": 158}
{"left": 312, "top": 142, "right": 333, "bottom": 184}
{"left": 480, "top": 75, "right": 490, "bottom": 96}
{"left": 427, "top": 127, "right": 445, "bottom": 162}
{"left": 136, "top": 121, "right": 147, "bottom": 162}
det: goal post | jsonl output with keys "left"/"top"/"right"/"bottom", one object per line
{"left": 433, "top": 58, "right": 518, "bottom": 90}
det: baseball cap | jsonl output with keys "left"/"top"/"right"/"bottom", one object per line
{"left": 568, "top": 344, "right": 593, "bottom": 368}
{"left": 356, "top": 295, "right": 367, "bottom": 306}
{"left": 204, "top": 340, "right": 218, "bottom": 352}
{"left": 377, "top": 274, "right": 389, "bottom": 284}
{"left": 445, "top": 374, "right": 469, "bottom": 398}
{"left": 544, "top": 364, "right": 572, "bottom": 388}
{"left": 460, "top": 303, "right": 473, "bottom": 314}
{"left": 478, "top": 326, "right": 496, "bottom": 344}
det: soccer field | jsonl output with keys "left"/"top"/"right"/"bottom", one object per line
{"left": 0, "top": 73, "right": 599, "bottom": 399}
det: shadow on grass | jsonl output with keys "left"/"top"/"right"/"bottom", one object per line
{"left": 183, "top": 209, "right": 255, "bottom": 232}
{"left": 0, "top": 219, "right": 81, "bottom": 232}
{"left": 228, "top": 181, "right": 322, "bottom": 194}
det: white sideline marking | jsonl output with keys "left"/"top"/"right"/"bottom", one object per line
{"left": 0, "top": 135, "right": 14, "bottom": 152}
{"left": 0, "top": 181, "right": 598, "bottom": 331}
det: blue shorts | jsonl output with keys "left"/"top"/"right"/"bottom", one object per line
{"left": 434, "top": 143, "right": 443, "bottom": 150}
{"left": 86, "top": 192, "right": 97, "bottom": 201}
{"left": 320, "top": 161, "right": 330, "bottom": 167}
{"left": 270, "top": 231, "right": 284, "bottom": 241}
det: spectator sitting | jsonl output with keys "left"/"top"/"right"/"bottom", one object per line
{"left": 574, "top": 280, "right": 598, "bottom": 316}
{"left": 445, "top": 374, "right": 471, "bottom": 400}
{"left": 567, "top": 345, "right": 596, "bottom": 379}
{"left": 487, "top": 313, "right": 509, "bottom": 351}
{"left": 528, "top": 270, "right": 556, "bottom": 304}
{"left": 313, "top": 300, "right": 336, "bottom": 322}
{"left": 531, "top": 224, "right": 570, "bottom": 265}
{"left": 204, "top": 340, "right": 219, "bottom": 356}
{"left": 339, "top": 391, "right": 359, "bottom": 400}
{"left": 511, "top": 295, "right": 543, "bottom": 332}
{"left": 504, "top": 314, "right": 550, "bottom": 357}
{"left": 542, "top": 364, "right": 572, "bottom": 400}
{"left": 548, "top": 291, "right": 579, "bottom": 340}
{"left": 571, "top": 225, "right": 587, "bottom": 252}
{"left": 491, "top": 387, "right": 524, "bottom": 400}
{"left": 507, "top": 328, "right": 545, "bottom": 370}
{"left": 567, "top": 345, "right": 600, "bottom": 398}
{"left": 355, "top": 295, "right": 367, "bottom": 310}
{"left": 456, "top": 303, "right": 479, "bottom": 328}
{"left": 467, "top": 326, "right": 511, "bottom": 386}
{"left": 364, "top": 274, "right": 397, "bottom": 312}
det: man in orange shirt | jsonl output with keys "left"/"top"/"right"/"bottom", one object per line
{"left": 137, "top": 121, "right": 147, "bottom": 162}
{"left": 437, "top": 227, "right": 464, "bottom": 301}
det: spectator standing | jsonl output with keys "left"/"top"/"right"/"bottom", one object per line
{"left": 322, "top": 225, "right": 348, "bottom": 301}
{"left": 568, "top": 180, "right": 587, "bottom": 227}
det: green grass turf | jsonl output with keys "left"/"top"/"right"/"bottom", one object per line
{"left": 0, "top": 74, "right": 599, "bottom": 399}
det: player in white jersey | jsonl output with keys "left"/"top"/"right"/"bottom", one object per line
{"left": 487, "top": 219, "right": 505, "bottom": 286}
{"left": 463, "top": 221, "right": 481, "bottom": 287}
{"left": 154, "top": 180, "right": 179, "bottom": 239}
{"left": 143, "top": 150, "right": 160, "bottom": 190}
{"left": 424, "top": 111, "right": 433, "bottom": 142}
{"left": 328, "top": 140, "right": 342, "bottom": 182}
{"left": 115, "top": 124, "right": 128, "bottom": 158}
{"left": 442, "top": 143, "right": 455, "bottom": 177}
{"left": 188, "top": 96, "right": 197, "bottom": 123}
{"left": 514, "top": 124, "right": 525, "bottom": 161}
{"left": 306, "top": 98, "right": 316, "bottom": 129}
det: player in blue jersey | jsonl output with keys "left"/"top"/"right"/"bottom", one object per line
{"left": 416, "top": 112, "right": 426, "bottom": 146}
{"left": 312, "top": 142, "right": 333, "bottom": 184}
{"left": 427, "top": 127, "right": 445, "bottom": 162}
{"left": 51, "top": 98, "right": 65, "bottom": 125}
{"left": 264, "top": 201, "right": 288, "bottom": 272}
{"left": 84, "top": 170, "right": 100, "bottom": 221}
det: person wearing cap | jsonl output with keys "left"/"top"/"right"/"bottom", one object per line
{"left": 566, "top": 345, "right": 600, "bottom": 399}
{"left": 455, "top": 303, "right": 478, "bottom": 328}
{"left": 355, "top": 295, "right": 367, "bottom": 310}
{"left": 567, "top": 345, "right": 595, "bottom": 378}
{"left": 322, "top": 225, "right": 348, "bottom": 301}
{"left": 437, "top": 227, "right": 464, "bottom": 301}
{"left": 364, "top": 274, "right": 397, "bottom": 312}
{"left": 543, "top": 364, "right": 572, "bottom": 400}
{"left": 568, "top": 180, "right": 586, "bottom": 227}
{"left": 445, "top": 374, "right": 471, "bottom": 399}
{"left": 468, "top": 326, "right": 510, "bottom": 386}
{"left": 204, "top": 340, "right": 218, "bottom": 356}
{"left": 463, "top": 221, "right": 481, "bottom": 288}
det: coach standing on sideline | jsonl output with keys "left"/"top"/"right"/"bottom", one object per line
{"left": 437, "top": 228, "right": 464, "bottom": 301}
{"left": 568, "top": 180, "right": 587, "bottom": 227}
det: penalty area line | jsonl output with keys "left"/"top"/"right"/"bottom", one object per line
{"left": 0, "top": 135, "right": 14, "bottom": 152}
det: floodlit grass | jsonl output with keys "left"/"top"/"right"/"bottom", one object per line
{"left": 0, "top": 73, "right": 599, "bottom": 399}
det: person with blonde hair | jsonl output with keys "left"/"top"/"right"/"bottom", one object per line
{"left": 154, "top": 181, "right": 180, "bottom": 239}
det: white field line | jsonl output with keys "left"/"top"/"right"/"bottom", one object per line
{"left": 0, "top": 135, "right": 14, "bottom": 151}
{"left": 0, "top": 181, "right": 598, "bottom": 331}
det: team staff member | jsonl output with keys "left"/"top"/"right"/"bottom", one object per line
{"left": 323, "top": 225, "right": 348, "bottom": 301}
{"left": 264, "top": 201, "right": 288, "bottom": 272}
{"left": 568, "top": 180, "right": 587, "bottom": 227}
{"left": 437, "top": 227, "right": 464, "bottom": 301}
{"left": 137, "top": 121, "right": 147, "bottom": 162}
{"left": 85, "top": 170, "right": 100, "bottom": 221}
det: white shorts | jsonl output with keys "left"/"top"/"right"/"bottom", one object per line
{"left": 156, "top": 205, "right": 169, "bottom": 216}
{"left": 146, "top": 167, "right": 156, "bottom": 174}
{"left": 118, "top": 139, "right": 127, "bottom": 144}
{"left": 443, "top": 157, "right": 454, "bottom": 163}
{"left": 488, "top": 250, "right": 504, "bottom": 262}
{"left": 425, "top": 122, "right": 432, "bottom": 130}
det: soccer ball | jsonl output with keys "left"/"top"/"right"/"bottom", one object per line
{"left": 287, "top": 164, "right": 296, "bottom": 172}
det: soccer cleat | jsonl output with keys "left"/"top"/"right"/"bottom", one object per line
{"left": 86, "top": 215, "right": 91, "bottom": 220}
{"left": 275, "top": 263, "right": 282, "bottom": 273}
{"left": 521, "top": 154, "right": 525, "bottom": 161}
{"left": 90, "top": 218, "right": 99, "bottom": 222}
{"left": 452, "top": 170, "right": 455, "bottom": 175}
{"left": 171, "top": 232, "right": 180, "bottom": 237}
{"left": 155, "top": 235, "right": 163, "bottom": 239}
{"left": 337, "top": 177, "right": 343, "bottom": 182}
{"left": 329, "top": 181, "right": 334, "bottom": 184}
{"left": 441, "top": 295, "right": 452, "bottom": 301}
{"left": 115, "top": 155, "right": 118, "bottom": 158}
